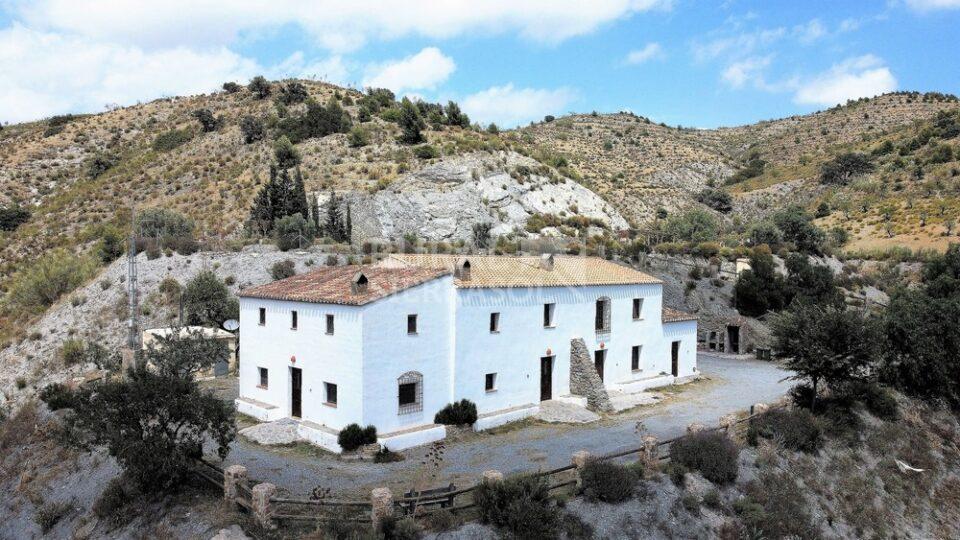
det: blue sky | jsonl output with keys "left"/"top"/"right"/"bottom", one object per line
{"left": 1, "top": 1, "right": 958, "bottom": 127}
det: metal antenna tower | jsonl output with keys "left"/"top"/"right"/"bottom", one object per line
{"left": 126, "top": 209, "right": 141, "bottom": 351}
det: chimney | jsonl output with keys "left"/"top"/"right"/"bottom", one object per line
{"left": 351, "top": 271, "right": 369, "bottom": 294}
{"left": 540, "top": 253, "right": 555, "bottom": 271}
{"left": 455, "top": 259, "right": 471, "bottom": 281}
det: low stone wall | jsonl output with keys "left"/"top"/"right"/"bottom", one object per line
{"left": 569, "top": 338, "right": 613, "bottom": 412}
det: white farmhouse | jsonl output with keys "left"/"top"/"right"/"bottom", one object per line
{"left": 236, "top": 254, "right": 697, "bottom": 452}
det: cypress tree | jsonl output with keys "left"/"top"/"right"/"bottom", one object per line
{"left": 291, "top": 167, "right": 309, "bottom": 219}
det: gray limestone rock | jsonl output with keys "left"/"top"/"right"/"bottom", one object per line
{"left": 569, "top": 338, "right": 613, "bottom": 412}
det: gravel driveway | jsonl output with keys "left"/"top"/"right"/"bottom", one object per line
{"left": 214, "top": 353, "right": 792, "bottom": 497}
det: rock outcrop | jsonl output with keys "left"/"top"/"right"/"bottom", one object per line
{"left": 569, "top": 338, "right": 613, "bottom": 412}
{"left": 350, "top": 151, "right": 628, "bottom": 243}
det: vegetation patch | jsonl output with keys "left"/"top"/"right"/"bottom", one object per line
{"left": 669, "top": 431, "right": 740, "bottom": 485}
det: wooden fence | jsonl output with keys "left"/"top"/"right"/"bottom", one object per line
{"left": 212, "top": 401, "right": 783, "bottom": 532}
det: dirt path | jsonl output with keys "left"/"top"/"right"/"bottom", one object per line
{"left": 212, "top": 353, "right": 792, "bottom": 497}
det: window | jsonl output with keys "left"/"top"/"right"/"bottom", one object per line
{"left": 595, "top": 297, "right": 611, "bottom": 333}
{"left": 326, "top": 314, "right": 335, "bottom": 335}
{"left": 543, "top": 303, "right": 556, "bottom": 327}
{"left": 291, "top": 310, "right": 298, "bottom": 330}
{"left": 397, "top": 371, "right": 423, "bottom": 414}
{"left": 490, "top": 312, "right": 500, "bottom": 333}
{"left": 258, "top": 367, "right": 268, "bottom": 388}
{"left": 258, "top": 308, "right": 266, "bottom": 325}
{"left": 632, "top": 298, "right": 643, "bottom": 320}
{"left": 407, "top": 314, "right": 418, "bottom": 334}
{"left": 324, "top": 382, "right": 338, "bottom": 406}
{"left": 485, "top": 373, "right": 497, "bottom": 392}
{"left": 631, "top": 345, "right": 641, "bottom": 371}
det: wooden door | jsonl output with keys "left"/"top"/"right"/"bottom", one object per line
{"left": 727, "top": 326, "right": 741, "bottom": 354}
{"left": 593, "top": 349, "right": 606, "bottom": 382}
{"left": 540, "top": 356, "right": 553, "bottom": 401}
{"left": 671, "top": 341, "right": 680, "bottom": 377}
{"left": 291, "top": 367, "right": 302, "bottom": 418}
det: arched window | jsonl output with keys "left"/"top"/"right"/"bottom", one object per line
{"left": 595, "top": 296, "right": 611, "bottom": 334}
{"left": 397, "top": 371, "right": 423, "bottom": 414}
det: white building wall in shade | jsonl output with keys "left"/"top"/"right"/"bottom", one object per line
{"left": 452, "top": 283, "right": 665, "bottom": 415}
{"left": 360, "top": 275, "right": 454, "bottom": 435}
{"left": 237, "top": 296, "right": 364, "bottom": 430}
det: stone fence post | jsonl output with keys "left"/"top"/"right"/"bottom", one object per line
{"left": 482, "top": 470, "right": 503, "bottom": 483}
{"left": 572, "top": 450, "right": 592, "bottom": 488}
{"left": 223, "top": 465, "right": 247, "bottom": 507}
{"left": 251, "top": 483, "right": 276, "bottom": 530}
{"left": 640, "top": 435, "right": 659, "bottom": 473}
{"left": 686, "top": 422, "right": 706, "bottom": 434}
{"left": 752, "top": 402, "right": 769, "bottom": 415}
{"left": 370, "top": 487, "right": 394, "bottom": 531}
{"left": 719, "top": 414, "right": 738, "bottom": 433}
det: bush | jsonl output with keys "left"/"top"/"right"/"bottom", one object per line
{"left": 6, "top": 249, "right": 97, "bottom": 313}
{"left": 93, "top": 477, "right": 135, "bottom": 524}
{"left": 248, "top": 75, "right": 271, "bottom": 99}
{"left": 269, "top": 259, "right": 296, "bottom": 280}
{"left": 348, "top": 126, "right": 370, "bottom": 148}
{"left": 665, "top": 461, "right": 688, "bottom": 486}
{"left": 414, "top": 144, "right": 439, "bottom": 159}
{"left": 379, "top": 515, "right": 421, "bottom": 540}
{"left": 135, "top": 208, "right": 195, "bottom": 254}
{"left": 842, "top": 382, "right": 899, "bottom": 421}
{"left": 670, "top": 431, "right": 740, "bottom": 484}
{"left": 433, "top": 399, "right": 477, "bottom": 426}
{"left": 373, "top": 447, "right": 404, "bottom": 463}
{"left": 738, "top": 470, "right": 820, "bottom": 539}
{"left": 192, "top": 108, "right": 220, "bottom": 132}
{"left": 819, "top": 152, "right": 875, "bottom": 185}
{"left": 474, "top": 474, "right": 560, "bottom": 539}
{"left": 59, "top": 339, "right": 86, "bottom": 366}
{"left": 0, "top": 203, "right": 31, "bottom": 231}
{"left": 580, "top": 459, "right": 637, "bottom": 503}
{"left": 747, "top": 408, "right": 823, "bottom": 453}
{"left": 34, "top": 501, "right": 72, "bottom": 533}
{"left": 338, "top": 423, "right": 377, "bottom": 451}
{"left": 39, "top": 383, "right": 77, "bottom": 410}
{"left": 240, "top": 116, "right": 265, "bottom": 144}
{"left": 152, "top": 129, "right": 193, "bottom": 152}
{"left": 181, "top": 270, "right": 238, "bottom": 327}
{"left": 274, "top": 213, "right": 316, "bottom": 251}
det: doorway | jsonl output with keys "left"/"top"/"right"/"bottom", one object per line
{"left": 593, "top": 349, "right": 606, "bottom": 382}
{"left": 671, "top": 341, "right": 680, "bottom": 377}
{"left": 291, "top": 367, "right": 302, "bottom": 418}
{"left": 540, "top": 356, "right": 553, "bottom": 401}
{"left": 727, "top": 326, "right": 741, "bottom": 354}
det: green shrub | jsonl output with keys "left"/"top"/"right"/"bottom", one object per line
{"left": 93, "top": 477, "right": 135, "bottom": 524}
{"left": 379, "top": 515, "right": 421, "bottom": 540}
{"left": 59, "top": 339, "right": 86, "bottom": 366}
{"left": 6, "top": 249, "right": 97, "bottom": 313}
{"left": 373, "top": 447, "right": 404, "bottom": 463}
{"left": 269, "top": 259, "right": 296, "bottom": 280}
{"left": 86, "top": 152, "right": 118, "bottom": 178}
{"left": 580, "top": 459, "right": 637, "bottom": 503}
{"left": 666, "top": 461, "right": 688, "bottom": 486}
{"left": 413, "top": 144, "right": 439, "bottom": 159}
{"left": 474, "top": 474, "right": 560, "bottom": 539}
{"left": 703, "top": 488, "right": 722, "bottom": 509}
{"left": 348, "top": 126, "right": 370, "bottom": 148}
{"left": 274, "top": 214, "right": 316, "bottom": 251}
{"left": 681, "top": 492, "right": 701, "bottom": 515}
{"left": 747, "top": 408, "right": 823, "bottom": 453}
{"left": 338, "top": 423, "right": 377, "bottom": 451}
{"left": 39, "top": 383, "right": 77, "bottom": 410}
{"left": 152, "top": 129, "right": 193, "bottom": 151}
{"left": 670, "top": 431, "right": 740, "bottom": 484}
{"left": 181, "top": 270, "right": 238, "bottom": 327}
{"left": 842, "top": 382, "right": 899, "bottom": 421}
{"left": 738, "top": 470, "right": 820, "bottom": 539}
{"left": 34, "top": 501, "right": 72, "bottom": 533}
{"left": 0, "top": 203, "right": 31, "bottom": 231}
{"left": 433, "top": 399, "right": 478, "bottom": 426}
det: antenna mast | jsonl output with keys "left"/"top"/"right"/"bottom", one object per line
{"left": 126, "top": 209, "right": 141, "bottom": 351}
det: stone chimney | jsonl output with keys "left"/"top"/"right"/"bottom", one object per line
{"left": 455, "top": 258, "right": 471, "bottom": 281}
{"left": 351, "top": 271, "right": 369, "bottom": 294}
{"left": 540, "top": 253, "right": 555, "bottom": 271}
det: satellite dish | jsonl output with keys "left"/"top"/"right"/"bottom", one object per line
{"left": 223, "top": 319, "right": 240, "bottom": 331}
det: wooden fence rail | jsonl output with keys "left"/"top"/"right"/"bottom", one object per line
{"left": 216, "top": 400, "right": 785, "bottom": 531}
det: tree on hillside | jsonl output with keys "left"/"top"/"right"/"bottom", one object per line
{"left": 398, "top": 97, "right": 425, "bottom": 144}
{"left": 323, "top": 190, "right": 351, "bottom": 243}
{"left": 273, "top": 135, "right": 301, "bottom": 169}
{"left": 0, "top": 202, "right": 31, "bottom": 231}
{"left": 772, "top": 302, "right": 878, "bottom": 409}
{"left": 247, "top": 165, "right": 310, "bottom": 236}
{"left": 772, "top": 206, "right": 824, "bottom": 254}
{"left": 733, "top": 247, "right": 788, "bottom": 317}
{"left": 276, "top": 81, "right": 309, "bottom": 105}
{"left": 819, "top": 152, "right": 875, "bottom": 185}
{"left": 748, "top": 220, "right": 783, "bottom": 248}
{"left": 222, "top": 82, "right": 241, "bottom": 94}
{"left": 181, "top": 270, "right": 238, "bottom": 327}
{"left": 276, "top": 98, "right": 351, "bottom": 143}
{"left": 240, "top": 116, "right": 265, "bottom": 144}
{"left": 192, "top": 108, "right": 220, "bottom": 132}
{"left": 696, "top": 187, "right": 733, "bottom": 213}
{"left": 274, "top": 214, "right": 317, "bottom": 251}
{"left": 784, "top": 254, "right": 844, "bottom": 308}
{"left": 662, "top": 208, "right": 720, "bottom": 243}
{"left": 142, "top": 327, "right": 230, "bottom": 379}
{"left": 248, "top": 75, "right": 271, "bottom": 99}
{"left": 445, "top": 101, "right": 470, "bottom": 127}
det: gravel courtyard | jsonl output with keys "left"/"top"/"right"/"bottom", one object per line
{"left": 212, "top": 353, "right": 792, "bottom": 497}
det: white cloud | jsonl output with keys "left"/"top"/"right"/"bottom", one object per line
{"left": 363, "top": 47, "right": 455, "bottom": 93}
{"left": 462, "top": 84, "right": 576, "bottom": 128}
{"left": 10, "top": 0, "right": 672, "bottom": 52}
{"left": 793, "top": 19, "right": 826, "bottom": 44}
{"left": 721, "top": 56, "right": 772, "bottom": 89}
{"left": 624, "top": 42, "right": 664, "bottom": 64}
{"left": 692, "top": 27, "right": 785, "bottom": 62}
{"left": 904, "top": 0, "right": 960, "bottom": 11}
{"left": 793, "top": 55, "right": 898, "bottom": 107}
{"left": 0, "top": 24, "right": 263, "bottom": 122}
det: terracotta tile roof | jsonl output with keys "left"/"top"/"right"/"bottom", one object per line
{"left": 239, "top": 266, "right": 450, "bottom": 306}
{"left": 383, "top": 254, "right": 662, "bottom": 288}
{"left": 662, "top": 307, "right": 698, "bottom": 323}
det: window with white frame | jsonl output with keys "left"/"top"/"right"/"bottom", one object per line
{"left": 397, "top": 371, "right": 423, "bottom": 414}
{"left": 324, "top": 382, "right": 337, "bottom": 406}
{"left": 485, "top": 373, "right": 497, "bottom": 392}
{"left": 595, "top": 297, "right": 611, "bottom": 333}
{"left": 258, "top": 367, "right": 268, "bottom": 388}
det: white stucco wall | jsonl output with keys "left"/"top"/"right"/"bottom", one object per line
{"left": 453, "top": 283, "right": 666, "bottom": 415}
{"left": 238, "top": 296, "right": 363, "bottom": 430}
{"left": 360, "top": 275, "right": 454, "bottom": 435}
{"left": 662, "top": 319, "right": 698, "bottom": 378}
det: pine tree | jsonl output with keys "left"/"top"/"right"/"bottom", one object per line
{"left": 310, "top": 194, "right": 321, "bottom": 230}
{"left": 325, "top": 190, "right": 341, "bottom": 241}
{"left": 291, "top": 168, "right": 309, "bottom": 219}
{"left": 398, "top": 97, "right": 425, "bottom": 144}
